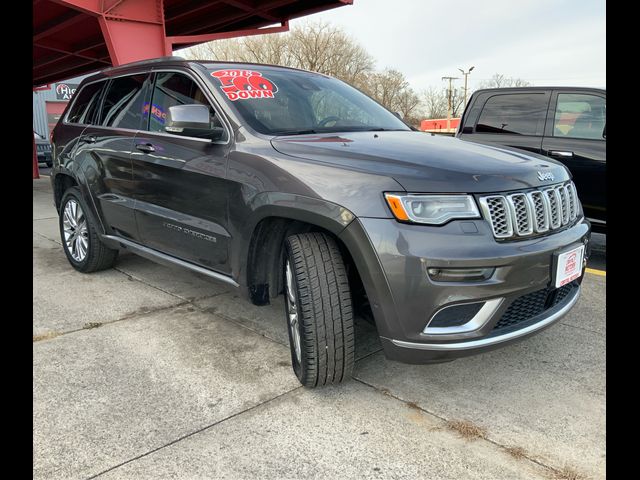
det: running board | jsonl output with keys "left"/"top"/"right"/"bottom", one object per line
{"left": 101, "top": 235, "right": 239, "bottom": 288}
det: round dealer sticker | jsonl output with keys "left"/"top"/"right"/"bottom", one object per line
{"left": 211, "top": 69, "right": 278, "bottom": 101}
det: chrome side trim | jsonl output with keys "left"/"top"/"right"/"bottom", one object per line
{"left": 423, "top": 298, "right": 503, "bottom": 335}
{"left": 101, "top": 235, "right": 239, "bottom": 287}
{"left": 390, "top": 286, "right": 580, "bottom": 351}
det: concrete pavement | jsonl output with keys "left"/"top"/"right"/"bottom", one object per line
{"left": 33, "top": 178, "right": 605, "bottom": 479}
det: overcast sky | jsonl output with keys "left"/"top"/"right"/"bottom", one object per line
{"left": 292, "top": 0, "right": 605, "bottom": 92}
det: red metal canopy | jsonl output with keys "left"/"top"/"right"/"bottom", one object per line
{"left": 33, "top": 0, "right": 353, "bottom": 87}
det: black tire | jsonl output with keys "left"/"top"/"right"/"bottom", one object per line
{"left": 59, "top": 187, "right": 118, "bottom": 273}
{"left": 284, "top": 232, "right": 355, "bottom": 387}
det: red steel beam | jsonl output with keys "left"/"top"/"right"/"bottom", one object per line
{"left": 47, "top": 0, "right": 101, "bottom": 15}
{"left": 165, "top": 0, "right": 227, "bottom": 23}
{"left": 223, "top": 0, "right": 279, "bottom": 22}
{"left": 34, "top": 39, "right": 111, "bottom": 65}
{"left": 34, "top": 12, "right": 86, "bottom": 41}
{"left": 99, "top": 0, "right": 170, "bottom": 65}
{"left": 179, "top": 0, "right": 294, "bottom": 35}
{"left": 35, "top": 39, "right": 106, "bottom": 70}
{"left": 36, "top": 57, "right": 108, "bottom": 83}
{"left": 166, "top": 21, "right": 289, "bottom": 51}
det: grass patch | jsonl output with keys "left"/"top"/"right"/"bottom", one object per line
{"left": 83, "top": 322, "right": 102, "bottom": 330}
{"left": 444, "top": 419, "right": 487, "bottom": 441}
{"left": 405, "top": 401, "right": 421, "bottom": 410}
{"left": 504, "top": 445, "right": 527, "bottom": 460}
{"left": 33, "top": 332, "right": 60, "bottom": 342}
{"left": 549, "top": 466, "right": 585, "bottom": 480}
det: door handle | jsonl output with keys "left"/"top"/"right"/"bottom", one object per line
{"left": 135, "top": 143, "right": 156, "bottom": 153}
{"left": 549, "top": 150, "right": 574, "bottom": 158}
{"left": 83, "top": 135, "right": 97, "bottom": 144}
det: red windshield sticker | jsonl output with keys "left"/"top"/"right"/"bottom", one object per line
{"left": 211, "top": 69, "right": 278, "bottom": 101}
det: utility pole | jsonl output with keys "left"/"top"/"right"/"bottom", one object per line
{"left": 458, "top": 66, "right": 475, "bottom": 109}
{"left": 442, "top": 76, "right": 458, "bottom": 132}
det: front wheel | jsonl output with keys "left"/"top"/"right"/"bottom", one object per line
{"left": 283, "top": 232, "right": 355, "bottom": 387}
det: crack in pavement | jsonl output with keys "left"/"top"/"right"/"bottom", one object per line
{"left": 33, "top": 301, "right": 191, "bottom": 343}
{"left": 352, "top": 377, "right": 582, "bottom": 480}
{"left": 559, "top": 321, "right": 604, "bottom": 336}
{"left": 87, "top": 386, "right": 303, "bottom": 479}
{"left": 34, "top": 231, "right": 61, "bottom": 246}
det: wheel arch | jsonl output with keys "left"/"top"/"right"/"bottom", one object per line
{"left": 236, "top": 193, "right": 365, "bottom": 308}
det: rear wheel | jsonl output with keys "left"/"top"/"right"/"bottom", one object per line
{"left": 283, "top": 232, "right": 354, "bottom": 387}
{"left": 59, "top": 187, "right": 118, "bottom": 273}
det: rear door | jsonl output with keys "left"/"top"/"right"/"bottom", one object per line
{"left": 459, "top": 90, "right": 550, "bottom": 154}
{"left": 75, "top": 73, "right": 152, "bottom": 241}
{"left": 131, "top": 69, "right": 233, "bottom": 274}
{"left": 541, "top": 91, "right": 606, "bottom": 226}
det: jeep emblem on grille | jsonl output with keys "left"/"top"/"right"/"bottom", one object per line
{"left": 537, "top": 171, "right": 554, "bottom": 181}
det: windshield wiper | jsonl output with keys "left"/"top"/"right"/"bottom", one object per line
{"left": 272, "top": 129, "right": 318, "bottom": 136}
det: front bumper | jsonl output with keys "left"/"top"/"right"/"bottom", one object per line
{"left": 339, "top": 216, "right": 590, "bottom": 364}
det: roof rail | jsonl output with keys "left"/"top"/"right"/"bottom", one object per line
{"left": 102, "top": 56, "right": 186, "bottom": 73}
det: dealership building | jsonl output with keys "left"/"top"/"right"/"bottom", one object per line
{"left": 33, "top": 74, "right": 87, "bottom": 139}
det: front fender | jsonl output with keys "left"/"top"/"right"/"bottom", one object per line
{"left": 230, "top": 192, "right": 356, "bottom": 291}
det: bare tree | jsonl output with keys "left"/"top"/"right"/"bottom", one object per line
{"left": 478, "top": 73, "right": 532, "bottom": 89}
{"left": 183, "top": 21, "right": 374, "bottom": 89}
{"left": 287, "top": 22, "right": 374, "bottom": 88}
{"left": 362, "top": 69, "right": 421, "bottom": 125}
{"left": 422, "top": 87, "right": 447, "bottom": 119}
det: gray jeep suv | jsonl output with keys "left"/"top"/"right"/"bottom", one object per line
{"left": 50, "top": 57, "right": 590, "bottom": 387}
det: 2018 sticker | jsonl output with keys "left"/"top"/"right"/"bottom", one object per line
{"left": 211, "top": 69, "right": 278, "bottom": 101}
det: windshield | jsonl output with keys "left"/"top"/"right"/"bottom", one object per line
{"left": 205, "top": 66, "right": 410, "bottom": 135}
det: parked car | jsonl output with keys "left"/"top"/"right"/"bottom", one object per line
{"left": 50, "top": 58, "right": 590, "bottom": 387}
{"left": 34, "top": 130, "right": 52, "bottom": 167}
{"left": 457, "top": 87, "right": 606, "bottom": 232}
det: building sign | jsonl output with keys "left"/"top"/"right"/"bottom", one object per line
{"left": 55, "top": 83, "right": 78, "bottom": 100}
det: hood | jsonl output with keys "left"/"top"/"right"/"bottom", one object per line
{"left": 271, "top": 131, "right": 569, "bottom": 193}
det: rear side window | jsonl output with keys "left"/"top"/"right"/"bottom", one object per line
{"left": 66, "top": 81, "right": 105, "bottom": 124}
{"left": 553, "top": 93, "right": 606, "bottom": 140}
{"left": 476, "top": 93, "right": 547, "bottom": 136}
{"left": 99, "top": 74, "right": 150, "bottom": 129}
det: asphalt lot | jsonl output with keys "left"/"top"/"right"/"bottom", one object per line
{"left": 33, "top": 176, "right": 605, "bottom": 480}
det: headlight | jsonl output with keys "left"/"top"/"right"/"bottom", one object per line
{"left": 384, "top": 193, "right": 480, "bottom": 225}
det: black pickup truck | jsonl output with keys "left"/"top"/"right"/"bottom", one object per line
{"left": 457, "top": 87, "right": 606, "bottom": 232}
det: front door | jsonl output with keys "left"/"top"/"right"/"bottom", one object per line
{"left": 131, "top": 70, "right": 232, "bottom": 274}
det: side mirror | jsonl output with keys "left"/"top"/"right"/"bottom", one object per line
{"left": 166, "top": 104, "right": 224, "bottom": 140}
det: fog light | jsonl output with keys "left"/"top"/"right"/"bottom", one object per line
{"left": 428, "top": 302, "right": 484, "bottom": 328}
{"left": 424, "top": 298, "right": 503, "bottom": 334}
{"left": 427, "top": 267, "right": 494, "bottom": 282}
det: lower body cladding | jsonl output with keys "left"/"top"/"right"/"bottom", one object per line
{"left": 339, "top": 215, "right": 591, "bottom": 364}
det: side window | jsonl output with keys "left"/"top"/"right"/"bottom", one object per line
{"left": 476, "top": 93, "right": 547, "bottom": 136}
{"left": 98, "top": 74, "right": 150, "bottom": 129}
{"left": 553, "top": 93, "right": 606, "bottom": 140}
{"left": 148, "top": 72, "right": 228, "bottom": 141}
{"left": 66, "top": 81, "right": 105, "bottom": 124}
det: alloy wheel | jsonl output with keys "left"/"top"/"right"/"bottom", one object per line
{"left": 285, "top": 259, "right": 302, "bottom": 363}
{"left": 62, "top": 199, "right": 89, "bottom": 262}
